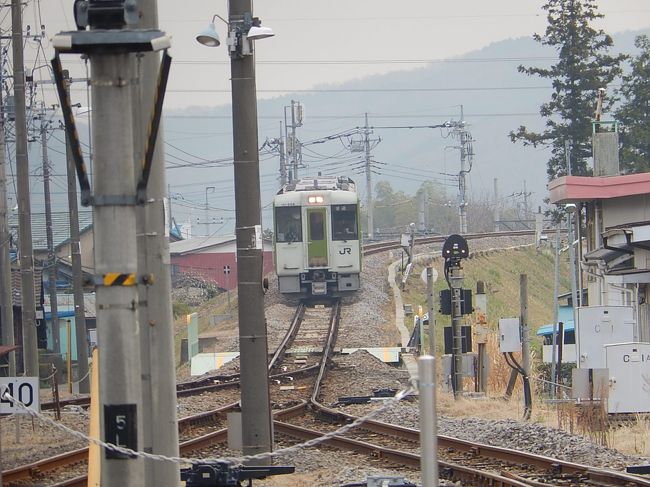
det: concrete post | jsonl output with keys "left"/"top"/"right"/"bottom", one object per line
{"left": 229, "top": 0, "right": 273, "bottom": 459}
{"left": 12, "top": 0, "right": 38, "bottom": 376}
{"left": 63, "top": 75, "right": 90, "bottom": 394}
{"left": 41, "top": 118, "right": 61, "bottom": 355}
{"left": 133, "top": 1, "right": 180, "bottom": 484}
{"left": 418, "top": 355, "right": 438, "bottom": 487}
{"left": 92, "top": 52, "right": 144, "bottom": 484}
{"left": 0, "top": 84, "right": 16, "bottom": 376}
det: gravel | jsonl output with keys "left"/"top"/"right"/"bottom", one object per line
{"left": 5, "top": 236, "right": 648, "bottom": 487}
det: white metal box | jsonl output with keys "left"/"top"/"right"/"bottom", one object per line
{"left": 605, "top": 342, "right": 650, "bottom": 414}
{"left": 498, "top": 318, "right": 521, "bottom": 353}
{"left": 576, "top": 306, "right": 636, "bottom": 369}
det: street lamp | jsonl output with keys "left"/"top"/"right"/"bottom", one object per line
{"left": 196, "top": 3, "right": 274, "bottom": 461}
{"left": 205, "top": 186, "right": 215, "bottom": 236}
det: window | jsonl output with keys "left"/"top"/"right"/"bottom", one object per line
{"left": 332, "top": 204, "right": 358, "bottom": 241}
{"left": 275, "top": 206, "right": 302, "bottom": 242}
{"left": 309, "top": 211, "right": 325, "bottom": 240}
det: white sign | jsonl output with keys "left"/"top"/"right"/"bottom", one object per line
{"left": 420, "top": 268, "right": 439, "bottom": 285}
{"left": 0, "top": 377, "right": 40, "bottom": 414}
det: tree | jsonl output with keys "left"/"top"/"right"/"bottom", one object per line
{"left": 509, "top": 0, "right": 625, "bottom": 181}
{"left": 616, "top": 35, "right": 650, "bottom": 174}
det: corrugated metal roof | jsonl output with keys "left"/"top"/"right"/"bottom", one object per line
{"left": 169, "top": 235, "right": 236, "bottom": 255}
{"left": 9, "top": 210, "right": 93, "bottom": 250}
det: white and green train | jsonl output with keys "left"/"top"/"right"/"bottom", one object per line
{"left": 273, "top": 177, "right": 362, "bottom": 297}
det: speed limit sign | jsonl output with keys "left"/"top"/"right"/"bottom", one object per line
{"left": 0, "top": 377, "right": 40, "bottom": 414}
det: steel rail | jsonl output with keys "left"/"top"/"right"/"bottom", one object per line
{"left": 268, "top": 300, "right": 306, "bottom": 370}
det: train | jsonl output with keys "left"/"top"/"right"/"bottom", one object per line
{"left": 273, "top": 176, "right": 362, "bottom": 297}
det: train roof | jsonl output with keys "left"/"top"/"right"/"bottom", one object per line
{"left": 276, "top": 176, "right": 356, "bottom": 194}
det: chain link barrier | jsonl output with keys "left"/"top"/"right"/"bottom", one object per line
{"left": 2, "top": 386, "right": 416, "bottom": 466}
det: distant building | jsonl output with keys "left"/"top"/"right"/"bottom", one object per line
{"left": 169, "top": 236, "right": 274, "bottom": 290}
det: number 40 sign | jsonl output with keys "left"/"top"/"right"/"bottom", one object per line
{"left": 0, "top": 377, "right": 40, "bottom": 414}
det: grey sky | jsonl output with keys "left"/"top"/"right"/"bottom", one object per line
{"left": 23, "top": 0, "right": 650, "bottom": 108}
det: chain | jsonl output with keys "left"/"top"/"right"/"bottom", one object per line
{"left": 2, "top": 386, "right": 416, "bottom": 465}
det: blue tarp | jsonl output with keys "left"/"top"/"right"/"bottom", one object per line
{"left": 536, "top": 306, "right": 575, "bottom": 336}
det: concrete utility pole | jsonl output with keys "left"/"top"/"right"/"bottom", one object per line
{"left": 133, "top": 0, "right": 180, "bottom": 484}
{"left": 12, "top": 0, "right": 38, "bottom": 376}
{"left": 53, "top": 7, "right": 171, "bottom": 484}
{"left": 41, "top": 115, "right": 61, "bottom": 355}
{"left": 0, "top": 85, "right": 16, "bottom": 376}
{"left": 229, "top": 0, "right": 273, "bottom": 459}
{"left": 551, "top": 226, "right": 560, "bottom": 398}
{"left": 493, "top": 178, "right": 500, "bottom": 232}
{"left": 90, "top": 49, "right": 148, "bottom": 481}
{"left": 92, "top": 51, "right": 145, "bottom": 485}
{"left": 364, "top": 113, "right": 374, "bottom": 239}
{"left": 62, "top": 73, "right": 89, "bottom": 394}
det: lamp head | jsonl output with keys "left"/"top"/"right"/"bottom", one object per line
{"left": 564, "top": 203, "right": 577, "bottom": 214}
{"left": 196, "top": 22, "right": 221, "bottom": 47}
{"left": 247, "top": 24, "right": 274, "bottom": 40}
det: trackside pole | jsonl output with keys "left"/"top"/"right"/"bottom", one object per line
{"left": 419, "top": 355, "right": 438, "bottom": 487}
{"left": 88, "top": 348, "right": 100, "bottom": 486}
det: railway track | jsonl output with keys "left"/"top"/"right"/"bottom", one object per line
{"left": 11, "top": 230, "right": 642, "bottom": 487}
{"left": 362, "top": 229, "right": 536, "bottom": 256}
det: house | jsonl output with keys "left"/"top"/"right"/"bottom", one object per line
{"left": 549, "top": 171, "right": 650, "bottom": 413}
{"left": 170, "top": 236, "right": 274, "bottom": 290}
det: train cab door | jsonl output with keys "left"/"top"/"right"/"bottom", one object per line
{"left": 307, "top": 208, "right": 328, "bottom": 268}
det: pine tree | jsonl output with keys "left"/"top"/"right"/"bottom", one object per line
{"left": 616, "top": 35, "right": 650, "bottom": 174}
{"left": 509, "top": 0, "right": 625, "bottom": 180}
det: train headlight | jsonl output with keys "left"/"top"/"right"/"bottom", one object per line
{"left": 307, "top": 196, "right": 324, "bottom": 204}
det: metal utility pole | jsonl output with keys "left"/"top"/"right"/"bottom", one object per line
{"left": 364, "top": 113, "right": 374, "bottom": 239}
{"left": 12, "top": 0, "right": 38, "bottom": 376}
{"left": 228, "top": 0, "right": 273, "bottom": 459}
{"left": 62, "top": 73, "right": 89, "bottom": 394}
{"left": 133, "top": 1, "right": 180, "bottom": 484}
{"left": 456, "top": 107, "right": 472, "bottom": 235}
{"left": 284, "top": 100, "right": 302, "bottom": 181}
{"left": 0, "top": 85, "right": 16, "bottom": 376}
{"left": 278, "top": 123, "right": 287, "bottom": 187}
{"left": 450, "top": 265, "right": 464, "bottom": 397}
{"left": 41, "top": 115, "right": 61, "bottom": 355}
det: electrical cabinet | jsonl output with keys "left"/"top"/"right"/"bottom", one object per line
{"left": 498, "top": 318, "right": 521, "bottom": 353}
{"left": 576, "top": 306, "right": 636, "bottom": 369}
{"left": 605, "top": 342, "right": 650, "bottom": 414}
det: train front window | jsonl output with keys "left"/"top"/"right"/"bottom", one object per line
{"left": 275, "top": 206, "right": 302, "bottom": 243}
{"left": 332, "top": 205, "right": 358, "bottom": 241}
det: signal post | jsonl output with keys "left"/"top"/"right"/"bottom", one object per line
{"left": 52, "top": 2, "right": 171, "bottom": 484}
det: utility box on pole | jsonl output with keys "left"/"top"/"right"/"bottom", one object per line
{"left": 499, "top": 318, "right": 521, "bottom": 353}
